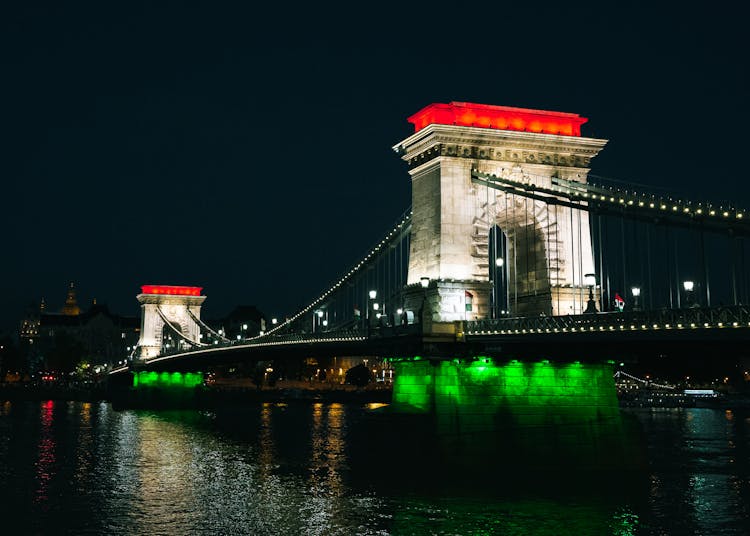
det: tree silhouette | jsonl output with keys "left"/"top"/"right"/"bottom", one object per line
{"left": 345, "top": 363, "right": 373, "bottom": 387}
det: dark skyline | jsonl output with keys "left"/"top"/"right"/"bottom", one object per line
{"left": 2, "top": 3, "right": 747, "bottom": 333}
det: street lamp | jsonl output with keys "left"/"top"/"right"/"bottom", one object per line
{"left": 313, "top": 310, "right": 324, "bottom": 332}
{"left": 683, "top": 280, "right": 695, "bottom": 307}
{"left": 584, "top": 273, "right": 598, "bottom": 313}
{"left": 492, "top": 257, "right": 505, "bottom": 319}
{"left": 631, "top": 287, "right": 641, "bottom": 311}
{"left": 364, "top": 290, "right": 378, "bottom": 335}
{"left": 420, "top": 277, "right": 430, "bottom": 288}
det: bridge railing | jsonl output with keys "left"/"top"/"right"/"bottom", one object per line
{"left": 148, "top": 329, "right": 368, "bottom": 359}
{"left": 234, "top": 330, "right": 366, "bottom": 346}
{"left": 465, "top": 305, "right": 750, "bottom": 335}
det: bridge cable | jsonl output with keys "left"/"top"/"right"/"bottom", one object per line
{"left": 155, "top": 306, "right": 206, "bottom": 348}
{"left": 555, "top": 202, "right": 560, "bottom": 314}
{"left": 579, "top": 205, "right": 585, "bottom": 308}
{"left": 253, "top": 206, "right": 413, "bottom": 339}
{"left": 569, "top": 202, "right": 576, "bottom": 313}
{"left": 646, "top": 223, "right": 653, "bottom": 309}
{"left": 473, "top": 170, "right": 750, "bottom": 237}
{"left": 614, "top": 370, "right": 675, "bottom": 390}
{"left": 185, "top": 308, "right": 230, "bottom": 343}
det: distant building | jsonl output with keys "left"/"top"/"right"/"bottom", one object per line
{"left": 19, "top": 283, "right": 139, "bottom": 372}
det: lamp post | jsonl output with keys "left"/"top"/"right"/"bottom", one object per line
{"left": 419, "top": 277, "right": 430, "bottom": 325}
{"left": 584, "top": 273, "right": 598, "bottom": 313}
{"left": 492, "top": 257, "right": 504, "bottom": 319}
{"left": 240, "top": 323, "right": 247, "bottom": 341}
{"left": 367, "top": 290, "right": 377, "bottom": 335}
{"left": 631, "top": 287, "right": 641, "bottom": 312}
{"left": 683, "top": 280, "right": 695, "bottom": 307}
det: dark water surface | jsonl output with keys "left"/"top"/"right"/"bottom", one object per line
{"left": 0, "top": 400, "right": 749, "bottom": 535}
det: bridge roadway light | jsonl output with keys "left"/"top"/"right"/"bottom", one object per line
{"left": 584, "top": 273, "right": 598, "bottom": 314}
{"left": 631, "top": 286, "right": 641, "bottom": 311}
{"left": 683, "top": 280, "right": 695, "bottom": 308}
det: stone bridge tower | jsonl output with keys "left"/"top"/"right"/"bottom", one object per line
{"left": 135, "top": 285, "right": 206, "bottom": 358}
{"left": 394, "top": 102, "right": 607, "bottom": 322}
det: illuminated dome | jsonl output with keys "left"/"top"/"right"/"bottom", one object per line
{"left": 61, "top": 282, "right": 81, "bottom": 316}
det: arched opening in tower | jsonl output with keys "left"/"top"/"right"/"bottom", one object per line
{"left": 490, "top": 215, "right": 553, "bottom": 318}
{"left": 161, "top": 320, "right": 187, "bottom": 353}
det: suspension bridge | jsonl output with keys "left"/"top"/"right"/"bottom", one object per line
{"left": 108, "top": 101, "right": 750, "bottom": 435}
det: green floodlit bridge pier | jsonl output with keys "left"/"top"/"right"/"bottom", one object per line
{"left": 109, "top": 102, "right": 750, "bottom": 451}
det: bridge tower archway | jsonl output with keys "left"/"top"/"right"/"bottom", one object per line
{"left": 161, "top": 318, "right": 191, "bottom": 353}
{"left": 135, "top": 285, "right": 206, "bottom": 359}
{"left": 394, "top": 102, "right": 608, "bottom": 321}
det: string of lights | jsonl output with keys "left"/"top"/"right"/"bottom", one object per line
{"left": 615, "top": 370, "right": 675, "bottom": 390}
{"left": 250, "top": 207, "right": 413, "bottom": 339}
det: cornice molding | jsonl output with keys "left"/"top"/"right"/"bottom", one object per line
{"left": 136, "top": 294, "right": 207, "bottom": 306}
{"left": 396, "top": 124, "right": 608, "bottom": 172}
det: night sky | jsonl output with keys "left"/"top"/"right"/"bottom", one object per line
{"left": 2, "top": 3, "right": 747, "bottom": 333}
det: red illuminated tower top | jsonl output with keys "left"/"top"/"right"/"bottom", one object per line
{"left": 140, "top": 285, "right": 203, "bottom": 296}
{"left": 407, "top": 102, "right": 587, "bottom": 137}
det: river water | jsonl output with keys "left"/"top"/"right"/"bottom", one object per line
{"left": 0, "top": 400, "right": 749, "bottom": 535}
